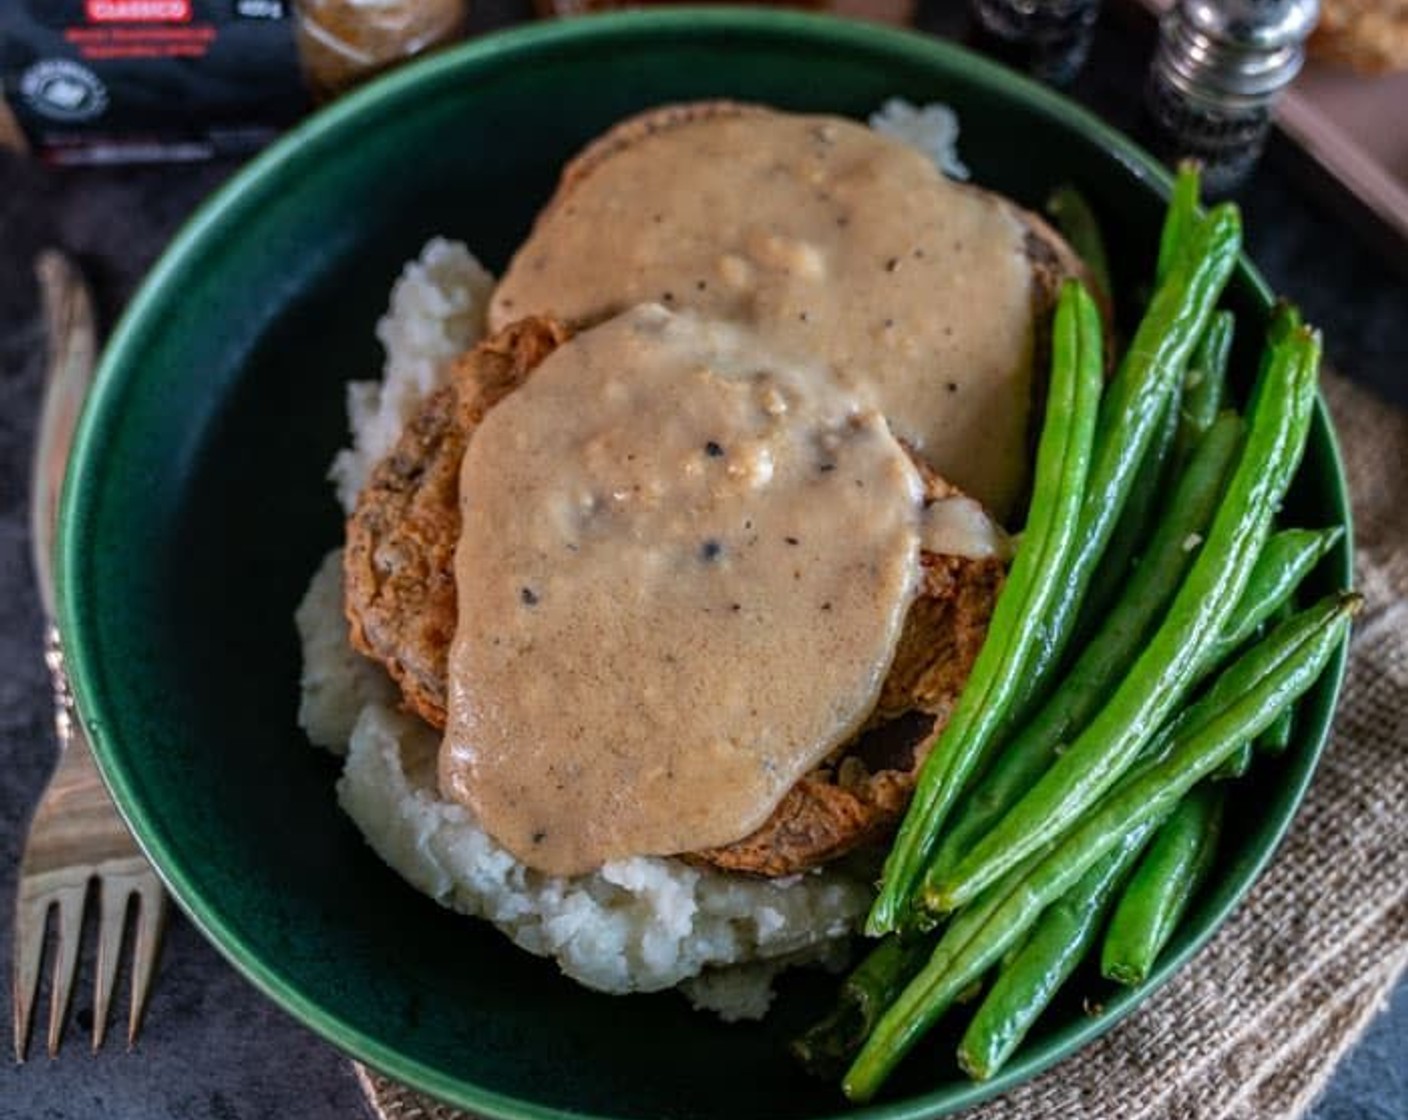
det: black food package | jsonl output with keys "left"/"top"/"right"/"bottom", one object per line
{"left": 1, "top": 0, "right": 310, "bottom": 164}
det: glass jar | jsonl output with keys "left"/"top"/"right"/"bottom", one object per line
{"left": 294, "top": 0, "right": 469, "bottom": 102}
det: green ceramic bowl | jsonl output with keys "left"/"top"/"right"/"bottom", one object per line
{"left": 59, "top": 9, "right": 1351, "bottom": 1119}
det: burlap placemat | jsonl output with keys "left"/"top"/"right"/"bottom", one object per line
{"left": 356, "top": 369, "right": 1407, "bottom": 1120}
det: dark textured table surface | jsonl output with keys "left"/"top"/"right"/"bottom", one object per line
{"left": 2, "top": 4, "right": 1405, "bottom": 1119}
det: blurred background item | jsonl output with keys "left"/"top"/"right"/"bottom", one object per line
{"left": 968, "top": 0, "right": 1103, "bottom": 85}
{"left": 530, "top": 0, "right": 918, "bottom": 24}
{"left": 1309, "top": 0, "right": 1408, "bottom": 74}
{"left": 0, "top": 0, "right": 467, "bottom": 164}
{"left": 3, "top": 0, "right": 923, "bottom": 162}
{"left": 294, "top": 0, "right": 468, "bottom": 101}
{"left": 1144, "top": 0, "right": 1320, "bottom": 194}
{"left": 1, "top": 1, "right": 311, "bottom": 164}
{"left": 535, "top": 0, "right": 824, "bottom": 13}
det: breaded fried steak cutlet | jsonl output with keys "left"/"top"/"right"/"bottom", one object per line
{"left": 346, "top": 315, "right": 1006, "bottom": 878}
{"left": 343, "top": 102, "right": 1096, "bottom": 882}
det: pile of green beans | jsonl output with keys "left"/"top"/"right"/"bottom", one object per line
{"left": 929, "top": 312, "right": 1319, "bottom": 915}
{"left": 844, "top": 591, "right": 1357, "bottom": 1101}
{"left": 922, "top": 410, "right": 1244, "bottom": 889}
{"left": 795, "top": 172, "right": 1354, "bottom": 1102}
{"left": 1021, "top": 202, "right": 1241, "bottom": 692}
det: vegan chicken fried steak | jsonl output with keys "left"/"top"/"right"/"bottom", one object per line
{"left": 341, "top": 101, "right": 1093, "bottom": 887}
{"left": 345, "top": 313, "right": 1009, "bottom": 878}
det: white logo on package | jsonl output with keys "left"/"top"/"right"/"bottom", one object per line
{"left": 235, "top": 0, "right": 286, "bottom": 17}
{"left": 20, "top": 60, "right": 110, "bottom": 122}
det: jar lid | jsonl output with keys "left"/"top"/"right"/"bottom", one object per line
{"left": 1180, "top": 0, "right": 1320, "bottom": 52}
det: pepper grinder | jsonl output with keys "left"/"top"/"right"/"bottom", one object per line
{"left": 1145, "top": 0, "right": 1319, "bottom": 196}
{"left": 969, "top": 0, "right": 1104, "bottom": 87}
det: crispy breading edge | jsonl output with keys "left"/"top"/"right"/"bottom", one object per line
{"left": 343, "top": 317, "right": 571, "bottom": 729}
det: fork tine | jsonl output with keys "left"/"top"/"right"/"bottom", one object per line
{"left": 126, "top": 877, "right": 167, "bottom": 1048}
{"left": 92, "top": 877, "right": 131, "bottom": 1052}
{"left": 12, "top": 892, "right": 52, "bottom": 1062}
{"left": 46, "top": 881, "right": 88, "bottom": 1058}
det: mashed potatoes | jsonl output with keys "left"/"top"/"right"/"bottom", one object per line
{"left": 296, "top": 241, "right": 873, "bottom": 1018}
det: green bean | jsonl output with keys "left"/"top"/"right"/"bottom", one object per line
{"left": 1204, "top": 527, "right": 1344, "bottom": 666}
{"left": 1111, "top": 582, "right": 1347, "bottom": 797}
{"left": 1083, "top": 303, "right": 1227, "bottom": 625}
{"left": 1206, "top": 526, "right": 1339, "bottom": 779}
{"left": 1269, "top": 301, "right": 1304, "bottom": 344}
{"left": 1081, "top": 168, "right": 1212, "bottom": 606}
{"left": 957, "top": 832, "right": 1142, "bottom": 1081}
{"left": 864, "top": 281, "right": 1104, "bottom": 936}
{"left": 1101, "top": 784, "right": 1225, "bottom": 986}
{"left": 1067, "top": 527, "right": 1330, "bottom": 791}
{"left": 1048, "top": 186, "right": 1113, "bottom": 305}
{"left": 791, "top": 936, "right": 929, "bottom": 1077}
{"left": 1156, "top": 162, "right": 1202, "bottom": 283}
{"left": 922, "top": 411, "right": 1244, "bottom": 888}
{"left": 1140, "top": 589, "right": 1347, "bottom": 778}
{"left": 844, "top": 592, "right": 1357, "bottom": 1101}
{"left": 1173, "top": 310, "right": 1234, "bottom": 467}
{"left": 1216, "top": 741, "right": 1254, "bottom": 778}
{"left": 997, "top": 926, "right": 1036, "bottom": 973}
{"left": 927, "top": 318, "right": 1320, "bottom": 916}
{"left": 1255, "top": 603, "right": 1296, "bottom": 755}
{"left": 1013, "top": 203, "right": 1242, "bottom": 722}
{"left": 930, "top": 607, "right": 1276, "bottom": 1075}
{"left": 1259, "top": 708, "right": 1294, "bottom": 754}
{"left": 1082, "top": 533, "right": 1338, "bottom": 781}
{"left": 1081, "top": 378, "right": 1184, "bottom": 617}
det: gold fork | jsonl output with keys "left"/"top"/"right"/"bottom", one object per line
{"left": 11, "top": 250, "right": 168, "bottom": 1061}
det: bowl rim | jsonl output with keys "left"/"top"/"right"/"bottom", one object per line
{"left": 57, "top": 7, "right": 1353, "bottom": 1119}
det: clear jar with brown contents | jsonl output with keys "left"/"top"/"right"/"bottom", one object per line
{"left": 294, "top": 0, "right": 469, "bottom": 102}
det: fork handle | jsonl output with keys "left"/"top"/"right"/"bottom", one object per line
{"left": 31, "top": 251, "right": 98, "bottom": 622}
{"left": 44, "top": 624, "right": 76, "bottom": 754}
